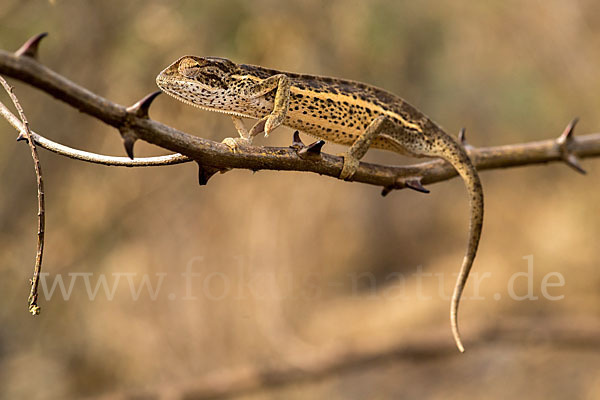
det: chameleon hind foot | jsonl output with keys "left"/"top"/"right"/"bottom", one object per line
{"left": 339, "top": 153, "right": 360, "bottom": 180}
{"left": 338, "top": 115, "right": 391, "bottom": 180}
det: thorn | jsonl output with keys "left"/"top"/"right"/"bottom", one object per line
{"left": 123, "top": 136, "right": 136, "bottom": 159}
{"left": 15, "top": 32, "right": 48, "bottom": 59}
{"left": 458, "top": 127, "right": 476, "bottom": 152}
{"left": 126, "top": 91, "right": 161, "bottom": 119}
{"left": 119, "top": 127, "right": 139, "bottom": 159}
{"left": 16, "top": 132, "right": 28, "bottom": 142}
{"left": 307, "top": 140, "right": 325, "bottom": 154}
{"left": 458, "top": 127, "right": 467, "bottom": 146}
{"left": 381, "top": 177, "right": 430, "bottom": 196}
{"left": 557, "top": 117, "right": 586, "bottom": 174}
{"left": 564, "top": 154, "right": 586, "bottom": 174}
{"left": 290, "top": 131, "right": 304, "bottom": 150}
{"left": 196, "top": 162, "right": 221, "bottom": 185}
{"left": 404, "top": 178, "right": 430, "bottom": 194}
{"left": 557, "top": 117, "right": 579, "bottom": 144}
{"left": 298, "top": 140, "right": 325, "bottom": 157}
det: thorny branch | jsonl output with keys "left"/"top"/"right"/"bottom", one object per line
{"left": 1, "top": 33, "right": 600, "bottom": 313}
{"left": 1, "top": 34, "right": 599, "bottom": 192}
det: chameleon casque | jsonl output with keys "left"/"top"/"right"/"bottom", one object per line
{"left": 156, "top": 56, "right": 484, "bottom": 352}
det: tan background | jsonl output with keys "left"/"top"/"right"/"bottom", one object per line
{"left": 1, "top": 1, "right": 599, "bottom": 399}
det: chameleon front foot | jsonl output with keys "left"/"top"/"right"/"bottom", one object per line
{"left": 249, "top": 112, "right": 284, "bottom": 138}
{"left": 222, "top": 137, "right": 252, "bottom": 152}
{"left": 339, "top": 153, "right": 360, "bottom": 181}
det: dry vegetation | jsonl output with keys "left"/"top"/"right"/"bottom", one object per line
{"left": 1, "top": 1, "right": 599, "bottom": 399}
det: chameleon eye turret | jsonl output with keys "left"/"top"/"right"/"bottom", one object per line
{"left": 177, "top": 57, "right": 202, "bottom": 78}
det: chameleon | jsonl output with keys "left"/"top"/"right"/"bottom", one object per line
{"left": 156, "top": 56, "right": 484, "bottom": 352}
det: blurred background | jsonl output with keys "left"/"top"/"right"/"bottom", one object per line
{"left": 1, "top": 1, "right": 599, "bottom": 399}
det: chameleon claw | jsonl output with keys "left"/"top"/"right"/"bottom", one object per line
{"left": 249, "top": 118, "right": 267, "bottom": 137}
{"left": 222, "top": 137, "right": 252, "bottom": 153}
{"left": 15, "top": 32, "right": 48, "bottom": 59}
{"left": 264, "top": 118, "right": 274, "bottom": 138}
{"left": 264, "top": 113, "right": 284, "bottom": 137}
{"left": 339, "top": 153, "right": 360, "bottom": 181}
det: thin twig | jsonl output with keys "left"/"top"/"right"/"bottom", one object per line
{"left": 0, "top": 99, "right": 191, "bottom": 167}
{"left": 0, "top": 76, "right": 44, "bottom": 315}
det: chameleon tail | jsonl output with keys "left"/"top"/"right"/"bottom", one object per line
{"left": 430, "top": 132, "right": 484, "bottom": 352}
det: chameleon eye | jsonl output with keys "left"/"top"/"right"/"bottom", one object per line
{"left": 178, "top": 57, "right": 202, "bottom": 78}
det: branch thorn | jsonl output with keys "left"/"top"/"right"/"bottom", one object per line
{"left": 123, "top": 136, "right": 136, "bottom": 159}
{"left": 458, "top": 127, "right": 467, "bottom": 146}
{"left": 15, "top": 32, "right": 48, "bottom": 59}
{"left": 298, "top": 140, "right": 325, "bottom": 157}
{"left": 381, "top": 176, "right": 429, "bottom": 197}
{"left": 558, "top": 117, "right": 578, "bottom": 143}
{"left": 119, "top": 128, "right": 138, "bottom": 159}
{"left": 16, "top": 131, "right": 28, "bottom": 142}
{"left": 290, "top": 131, "right": 304, "bottom": 150}
{"left": 405, "top": 178, "right": 430, "bottom": 193}
{"left": 126, "top": 91, "right": 161, "bottom": 119}
{"left": 196, "top": 162, "right": 225, "bottom": 185}
{"left": 557, "top": 117, "right": 586, "bottom": 174}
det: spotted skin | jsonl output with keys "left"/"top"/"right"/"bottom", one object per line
{"left": 156, "top": 56, "right": 484, "bottom": 352}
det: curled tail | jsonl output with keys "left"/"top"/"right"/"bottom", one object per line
{"left": 430, "top": 131, "right": 484, "bottom": 352}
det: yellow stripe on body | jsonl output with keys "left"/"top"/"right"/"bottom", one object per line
{"left": 230, "top": 74, "right": 423, "bottom": 133}
{"left": 289, "top": 87, "right": 422, "bottom": 133}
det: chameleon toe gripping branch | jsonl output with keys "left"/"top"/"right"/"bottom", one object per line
{"left": 156, "top": 56, "right": 484, "bottom": 352}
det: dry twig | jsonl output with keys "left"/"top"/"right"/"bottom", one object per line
{"left": 0, "top": 101, "right": 190, "bottom": 167}
{"left": 0, "top": 75, "right": 45, "bottom": 315}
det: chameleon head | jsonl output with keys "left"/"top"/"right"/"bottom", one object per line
{"left": 156, "top": 56, "right": 238, "bottom": 106}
